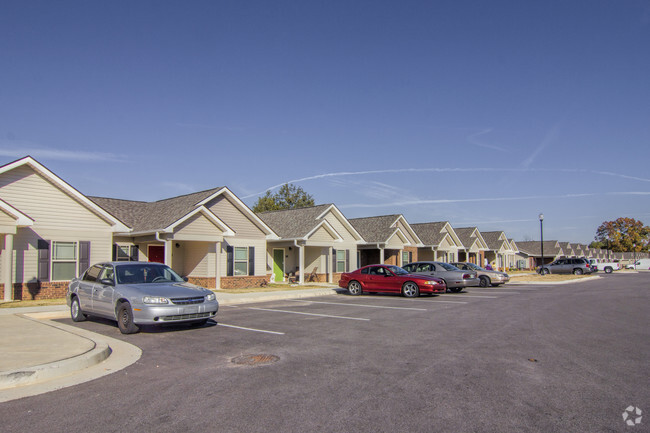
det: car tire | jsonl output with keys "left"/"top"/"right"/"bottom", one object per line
{"left": 491, "top": 284, "right": 501, "bottom": 287}
{"left": 479, "top": 276, "right": 490, "bottom": 287}
{"left": 604, "top": 267, "right": 613, "bottom": 274}
{"left": 117, "top": 302, "right": 140, "bottom": 334}
{"left": 573, "top": 268, "right": 583, "bottom": 275}
{"left": 541, "top": 268, "right": 550, "bottom": 275}
{"left": 401, "top": 282, "right": 419, "bottom": 298}
{"left": 70, "top": 296, "right": 87, "bottom": 322}
{"left": 448, "top": 287, "right": 463, "bottom": 293}
{"left": 347, "top": 281, "right": 362, "bottom": 296}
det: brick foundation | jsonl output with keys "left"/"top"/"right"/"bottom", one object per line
{"left": 186, "top": 277, "right": 217, "bottom": 289}
{"left": 219, "top": 275, "right": 269, "bottom": 289}
{"left": 2, "top": 281, "right": 70, "bottom": 301}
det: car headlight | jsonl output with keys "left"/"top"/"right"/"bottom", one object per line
{"left": 205, "top": 292, "right": 216, "bottom": 302}
{"left": 143, "top": 296, "right": 169, "bottom": 304}
{"left": 423, "top": 280, "right": 439, "bottom": 285}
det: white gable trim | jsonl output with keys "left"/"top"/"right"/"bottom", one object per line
{"left": 0, "top": 198, "right": 34, "bottom": 226}
{"left": 386, "top": 227, "right": 411, "bottom": 246}
{"left": 165, "top": 206, "right": 235, "bottom": 236}
{"left": 441, "top": 222, "right": 462, "bottom": 247}
{"left": 195, "top": 187, "right": 279, "bottom": 239}
{"left": 305, "top": 219, "right": 344, "bottom": 242}
{"left": 0, "top": 156, "right": 130, "bottom": 232}
{"left": 316, "top": 204, "right": 364, "bottom": 241}
{"left": 391, "top": 215, "right": 423, "bottom": 246}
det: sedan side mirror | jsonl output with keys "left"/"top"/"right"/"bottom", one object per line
{"left": 99, "top": 278, "right": 115, "bottom": 286}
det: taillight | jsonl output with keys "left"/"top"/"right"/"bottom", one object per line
{"left": 463, "top": 273, "right": 471, "bottom": 279}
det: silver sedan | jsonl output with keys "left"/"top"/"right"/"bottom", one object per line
{"left": 402, "top": 261, "right": 479, "bottom": 293}
{"left": 66, "top": 261, "right": 219, "bottom": 334}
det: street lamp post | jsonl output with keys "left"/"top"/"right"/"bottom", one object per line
{"left": 633, "top": 243, "right": 636, "bottom": 270}
{"left": 539, "top": 213, "right": 544, "bottom": 275}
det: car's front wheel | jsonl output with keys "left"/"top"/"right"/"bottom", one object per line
{"left": 540, "top": 268, "right": 550, "bottom": 275}
{"left": 573, "top": 268, "right": 583, "bottom": 275}
{"left": 448, "top": 287, "right": 463, "bottom": 293}
{"left": 604, "top": 267, "right": 613, "bottom": 274}
{"left": 402, "top": 282, "right": 419, "bottom": 298}
{"left": 347, "top": 281, "right": 362, "bottom": 296}
{"left": 70, "top": 296, "right": 87, "bottom": 322}
{"left": 117, "top": 302, "right": 140, "bottom": 334}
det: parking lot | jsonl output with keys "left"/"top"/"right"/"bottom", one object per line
{"left": 1, "top": 273, "right": 648, "bottom": 432}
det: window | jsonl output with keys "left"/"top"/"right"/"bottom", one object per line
{"left": 52, "top": 241, "right": 77, "bottom": 281}
{"left": 402, "top": 251, "right": 410, "bottom": 266}
{"left": 234, "top": 247, "right": 248, "bottom": 276}
{"left": 83, "top": 265, "right": 102, "bottom": 282}
{"left": 336, "top": 250, "right": 346, "bottom": 273}
{"left": 116, "top": 246, "right": 131, "bottom": 261}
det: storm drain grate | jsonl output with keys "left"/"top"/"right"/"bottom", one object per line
{"left": 231, "top": 354, "right": 280, "bottom": 366}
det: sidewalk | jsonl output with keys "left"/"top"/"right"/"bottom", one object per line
{"left": 0, "top": 286, "right": 339, "bottom": 402}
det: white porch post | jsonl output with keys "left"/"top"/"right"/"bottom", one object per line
{"left": 3, "top": 234, "right": 14, "bottom": 301}
{"left": 328, "top": 246, "right": 333, "bottom": 284}
{"left": 164, "top": 239, "right": 172, "bottom": 267}
{"left": 298, "top": 245, "right": 305, "bottom": 285}
{"left": 379, "top": 247, "right": 385, "bottom": 264}
{"left": 433, "top": 248, "right": 437, "bottom": 261}
{"left": 215, "top": 241, "right": 221, "bottom": 290}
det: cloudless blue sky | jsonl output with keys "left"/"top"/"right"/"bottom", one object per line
{"left": 1, "top": 0, "right": 649, "bottom": 243}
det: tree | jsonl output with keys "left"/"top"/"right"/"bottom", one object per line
{"left": 252, "top": 183, "right": 315, "bottom": 213}
{"left": 594, "top": 217, "right": 650, "bottom": 252}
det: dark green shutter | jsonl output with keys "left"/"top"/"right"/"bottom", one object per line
{"left": 248, "top": 246, "right": 255, "bottom": 276}
{"left": 130, "top": 245, "right": 139, "bottom": 261}
{"left": 332, "top": 249, "right": 337, "bottom": 273}
{"left": 37, "top": 239, "right": 50, "bottom": 282}
{"left": 226, "top": 245, "right": 234, "bottom": 276}
{"left": 112, "top": 244, "right": 117, "bottom": 261}
{"left": 78, "top": 241, "right": 90, "bottom": 275}
{"left": 345, "top": 250, "right": 350, "bottom": 272}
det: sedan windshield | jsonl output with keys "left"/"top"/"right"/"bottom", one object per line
{"left": 465, "top": 263, "right": 485, "bottom": 271}
{"left": 115, "top": 264, "right": 184, "bottom": 285}
{"left": 388, "top": 266, "right": 409, "bottom": 275}
{"left": 438, "top": 262, "right": 461, "bottom": 271}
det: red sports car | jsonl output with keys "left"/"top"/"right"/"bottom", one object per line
{"left": 338, "top": 264, "right": 446, "bottom": 298}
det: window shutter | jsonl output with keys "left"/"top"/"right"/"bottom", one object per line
{"left": 130, "top": 245, "right": 139, "bottom": 261}
{"left": 37, "top": 239, "right": 50, "bottom": 282}
{"left": 345, "top": 250, "right": 350, "bottom": 272}
{"left": 332, "top": 249, "right": 337, "bottom": 273}
{"left": 79, "top": 241, "right": 90, "bottom": 276}
{"left": 248, "top": 246, "right": 255, "bottom": 276}
{"left": 226, "top": 245, "right": 234, "bottom": 277}
{"left": 409, "top": 251, "right": 413, "bottom": 263}
{"left": 112, "top": 244, "right": 117, "bottom": 261}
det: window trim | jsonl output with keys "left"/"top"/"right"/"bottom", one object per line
{"left": 234, "top": 246, "right": 249, "bottom": 276}
{"left": 51, "top": 241, "right": 79, "bottom": 282}
{"left": 336, "top": 250, "right": 346, "bottom": 273}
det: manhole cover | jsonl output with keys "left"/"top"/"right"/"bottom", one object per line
{"left": 231, "top": 354, "right": 280, "bottom": 366}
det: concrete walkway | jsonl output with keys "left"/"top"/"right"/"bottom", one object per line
{"left": 0, "top": 286, "right": 339, "bottom": 402}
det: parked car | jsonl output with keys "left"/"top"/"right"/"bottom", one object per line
{"left": 537, "top": 258, "right": 592, "bottom": 275}
{"left": 338, "top": 264, "right": 446, "bottom": 298}
{"left": 588, "top": 258, "right": 620, "bottom": 273}
{"left": 66, "top": 262, "right": 219, "bottom": 334}
{"left": 402, "top": 261, "right": 479, "bottom": 292}
{"left": 625, "top": 258, "right": 650, "bottom": 270}
{"left": 451, "top": 262, "right": 510, "bottom": 287}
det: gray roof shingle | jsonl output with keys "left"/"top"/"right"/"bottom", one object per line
{"left": 410, "top": 222, "right": 447, "bottom": 246}
{"left": 348, "top": 215, "right": 402, "bottom": 243}
{"left": 256, "top": 204, "right": 334, "bottom": 239}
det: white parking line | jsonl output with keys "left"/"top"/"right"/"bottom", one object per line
{"left": 247, "top": 307, "right": 370, "bottom": 321}
{"left": 345, "top": 296, "right": 469, "bottom": 305}
{"left": 288, "top": 299, "right": 427, "bottom": 311}
{"left": 474, "top": 287, "right": 538, "bottom": 291}
{"left": 465, "top": 291, "right": 520, "bottom": 295}
{"left": 218, "top": 323, "right": 285, "bottom": 335}
{"left": 411, "top": 299, "right": 469, "bottom": 304}
{"left": 440, "top": 294, "right": 498, "bottom": 299}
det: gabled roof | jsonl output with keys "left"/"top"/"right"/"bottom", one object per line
{"left": 481, "top": 231, "right": 510, "bottom": 251}
{"left": 0, "top": 198, "right": 34, "bottom": 226}
{"left": 90, "top": 187, "right": 273, "bottom": 237}
{"left": 515, "top": 240, "right": 562, "bottom": 257}
{"left": 508, "top": 239, "right": 519, "bottom": 253}
{"left": 257, "top": 204, "right": 360, "bottom": 241}
{"left": 411, "top": 221, "right": 461, "bottom": 248}
{"left": 348, "top": 214, "right": 421, "bottom": 245}
{"left": 0, "top": 156, "right": 129, "bottom": 232}
{"left": 454, "top": 227, "right": 488, "bottom": 250}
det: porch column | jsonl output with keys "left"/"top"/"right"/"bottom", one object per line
{"left": 215, "top": 241, "right": 221, "bottom": 290}
{"left": 298, "top": 245, "right": 305, "bottom": 285}
{"left": 3, "top": 234, "right": 13, "bottom": 301}
{"left": 379, "top": 247, "right": 385, "bottom": 264}
{"left": 164, "top": 239, "right": 172, "bottom": 267}
{"left": 433, "top": 248, "right": 437, "bottom": 261}
{"left": 328, "top": 246, "right": 333, "bottom": 284}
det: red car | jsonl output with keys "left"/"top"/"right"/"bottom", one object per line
{"left": 338, "top": 264, "right": 446, "bottom": 298}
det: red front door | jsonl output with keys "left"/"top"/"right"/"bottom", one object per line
{"left": 148, "top": 245, "right": 165, "bottom": 264}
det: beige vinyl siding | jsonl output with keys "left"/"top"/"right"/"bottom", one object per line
{"left": 386, "top": 231, "right": 406, "bottom": 248}
{"left": 11, "top": 228, "right": 112, "bottom": 283}
{"left": 173, "top": 213, "right": 225, "bottom": 241}
{"left": 304, "top": 247, "right": 322, "bottom": 273}
{"left": 0, "top": 166, "right": 114, "bottom": 231}
{"left": 309, "top": 225, "right": 337, "bottom": 242}
{"left": 0, "top": 209, "right": 17, "bottom": 226}
{"left": 394, "top": 219, "right": 418, "bottom": 245}
{"left": 208, "top": 196, "right": 265, "bottom": 238}
{"left": 322, "top": 213, "right": 359, "bottom": 242}
{"left": 183, "top": 242, "right": 212, "bottom": 278}
{"left": 221, "top": 238, "right": 267, "bottom": 276}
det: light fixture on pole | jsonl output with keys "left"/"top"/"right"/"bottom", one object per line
{"left": 633, "top": 243, "right": 636, "bottom": 270}
{"left": 539, "top": 213, "right": 545, "bottom": 275}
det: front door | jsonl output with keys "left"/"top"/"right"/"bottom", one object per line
{"left": 273, "top": 249, "right": 285, "bottom": 282}
{"left": 148, "top": 245, "right": 165, "bottom": 264}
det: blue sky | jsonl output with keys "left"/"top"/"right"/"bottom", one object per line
{"left": 1, "top": 0, "right": 649, "bottom": 244}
